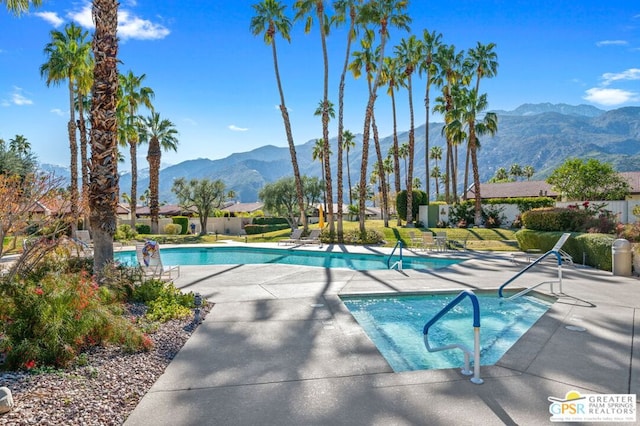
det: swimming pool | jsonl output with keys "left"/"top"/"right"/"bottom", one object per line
{"left": 115, "top": 246, "right": 463, "bottom": 271}
{"left": 341, "top": 292, "right": 552, "bottom": 372}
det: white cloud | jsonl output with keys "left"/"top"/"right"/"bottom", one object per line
{"left": 228, "top": 125, "right": 248, "bottom": 132}
{"left": 69, "top": 3, "right": 169, "bottom": 40}
{"left": 595, "top": 40, "right": 628, "bottom": 47}
{"left": 50, "top": 108, "right": 65, "bottom": 116}
{"left": 601, "top": 68, "right": 640, "bottom": 86}
{"left": 9, "top": 87, "right": 33, "bottom": 106}
{"left": 583, "top": 88, "right": 638, "bottom": 106}
{"left": 35, "top": 11, "right": 64, "bottom": 27}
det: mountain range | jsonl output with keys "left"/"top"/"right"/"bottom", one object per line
{"left": 43, "top": 103, "right": 640, "bottom": 204}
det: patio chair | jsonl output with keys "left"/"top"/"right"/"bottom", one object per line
{"left": 278, "top": 229, "right": 303, "bottom": 245}
{"left": 421, "top": 233, "right": 438, "bottom": 251}
{"left": 435, "top": 232, "right": 449, "bottom": 251}
{"left": 408, "top": 231, "right": 422, "bottom": 248}
{"left": 135, "top": 240, "right": 180, "bottom": 281}
{"left": 298, "top": 229, "right": 322, "bottom": 245}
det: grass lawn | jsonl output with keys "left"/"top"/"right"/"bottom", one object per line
{"left": 143, "top": 220, "right": 519, "bottom": 252}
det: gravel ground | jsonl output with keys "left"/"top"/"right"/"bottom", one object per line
{"left": 0, "top": 304, "right": 210, "bottom": 426}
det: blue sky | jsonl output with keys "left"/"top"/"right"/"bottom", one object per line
{"left": 0, "top": 0, "right": 638, "bottom": 168}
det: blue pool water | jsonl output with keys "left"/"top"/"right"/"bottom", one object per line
{"left": 115, "top": 246, "right": 463, "bottom": 271}
{"left": 341, "top": 292, "right": 552, "bottom": 372}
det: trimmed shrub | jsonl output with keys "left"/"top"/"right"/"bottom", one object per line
{"left": 136, "top": 223, "right": 151, "bottom": 234}
{"left": 396, "top": 190, "right": 427, "bottom": 221}
{"left": 521, "top": 207, "right": 591, "bottom": 232}
{"left": 164, "top": 223, "right": 182, "bottom": 235}
{"left": 244, "top": 223, "right": 290, "bottom": 235}
{"left": 114, "top": 224, "right": 137, "bottom": 241}
{"left": 253, "top": 217, "right": 288, "bottom": 226}
{"left": 515, "top": 229, "right": 614, "bottom": 270}
{"left": 172, "top": 216, "right": 189, "bottom": 234}
{"left": 449, "top": 201, "right": 475, "bottom": 228}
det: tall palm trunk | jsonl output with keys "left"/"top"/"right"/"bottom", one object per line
{"left": 406, "top": 75, "right": 415, "bottom": 225}
{"left": 89, "top": 0, "right": 119, "bottom": 274}
{"left": 371, "top": 112, "right": 388, "bottom": 227}
{"left": 77, "top": 94, "right": 90, "bottom": 231}
{"left": 128, "top": 129, "right": 138, "bottom": 228}
{"left": 317, "top": 5, "right": 334, "bottom": 236}
{"left": 271, "top": 26, "right": 307, "bottom": 230}
{"left": 67, "top": 79, "right": 78, "bottom": 235}
{"left": 424, "top": 83, "right": 430, "bottom": 202}
{"left": 469, "top": 125, "right": 482, "bottom": 225}
{"left": 336, "top": 5, "right": 356, "bottom": 242}
{"left": 147, "top": 136, "right": 160, "bottom": 233}
{"left": 391, "top": 87, "right": 401, "bottom": 226}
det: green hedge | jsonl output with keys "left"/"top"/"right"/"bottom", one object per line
{"left": 253, "top": 217, "right": 289, "bottom": 225}
{"left": 396, "top": 190, "right": 427, "bottom": 221}
{"left": 485, "top": 197, "right": 555, "bottom": 212}
{"left": 244, "top": 224, "right": 290, "bottom": 235}
{"left": 172, "top": 216, "right": 189, "bottom": 234}
{"left": 135, "top": 223, "right": 151, "bottom": 234}
{"left": 515, "top": 229, "right": 615, "bottom": 270}
{"left": 522, "top": 207, "right": 592, "bottom": 232}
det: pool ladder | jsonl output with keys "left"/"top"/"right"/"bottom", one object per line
{"left": 423, "top": 290, "right": 483, "bottom": 384}
{"left": 386, "top": 240, "right": 403, "bottom": 270}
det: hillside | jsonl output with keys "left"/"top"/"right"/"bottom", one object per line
{"left": 51, "top": 103, "right": 640, "bottom": 203}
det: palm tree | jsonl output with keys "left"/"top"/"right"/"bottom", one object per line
{"left": 333, "top": 0, "right": 361, "bottom": 241}
{"left": 251, "top": 0, "right": 307, "bottom": 231}
{"left": 342, "top": 129, "right": 356, "bottom": 206}
{"left": 312, "top": 138, "right": 327, "bottom": 213}
{"left": 294, "top": 0, "right": 335, "bottom": 236}
{"left": 139, "top": 112, "right": 179, "bottom": 234}
{"left": 432, "top": 44, "right": 467, "bottom": 203}
{"left": 468, "top": 42, "right": 498, "bottom": 95}
{"left": 398, "top": 142, "right": 409, "bottom": 189}
{"left": 118, "top": 70, "right": 154, "bottom": 228}
{"left": 510, "top": 163, "right": 523, "bottom": 181}
{"left": 430, "top": 166, "right": 441, "bottom": 198}
{"left": 380, "top": 55, "right": 404, "bottom": 225}
{"left": 41, "top": 22, "right": 93, "bottom": 236}
{"left": 523, "top": 165, "right": 535, "bottom": 181}
{"left": 76, "top": 66, "right": 94, "bottom": 230}
{"left": 429, "top": 145, "right": 442, "bottom": 197}
{"left": 354, "top": 0, "right": 410, "bottom": 233}
{"left": 419, "top": 29, "right": 442, "bottom": 202}
{"left": 89, "top": 0, "right": 120, "bottom": 274}
{"left": 394, "top": 34, "right": 421, "bottom": 226}
{"left": 8, "top": 134, "right": 30, "bottom": 155}
{"left": 2, "top": 0, "right": 41, "bottom": 14}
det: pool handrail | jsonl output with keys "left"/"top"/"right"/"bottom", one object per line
{"left": 423, "top": 290, "right": 483, "bottom": 384}
{"left": 498, "top": 249, "right": 563, "bottom": 298}
{"left": 386, "top": 240, "right": 403, "bottom": 270}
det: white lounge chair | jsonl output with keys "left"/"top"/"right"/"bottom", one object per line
{"left": 135, "top": 240, "right": 180, "bottom": 281}
{"left": 278, "top": 229, "right": 303, "bottom": 245}
{"left": 298, "top": 229, "right": 322, "bottom": 245}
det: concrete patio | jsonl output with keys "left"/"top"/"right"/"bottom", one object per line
{"left": 124, "top": 243, "right": 639, "bottom": 425}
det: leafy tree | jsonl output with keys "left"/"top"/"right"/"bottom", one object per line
{"left": 259, "top": 176, "right": 321, "bottom": 229}
{"left": 139, "top": 112, "right": 179, "bottom": 234}
{"left": 547, "top": 158, "right": 630, "bottom": 201}
{"left": 89, "top": 0, "right": 120, "bottom": 275}
{"left": 41, "top": 22, "right": 93, "bottom": 236}
{"left": 251, "top": 0, "right": 308, "bottom": 232}
{"left": 172, "top": 178, "right": 233, "bottom": 236}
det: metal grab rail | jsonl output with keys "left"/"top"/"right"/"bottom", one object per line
{"left": 423, "top": 290, "right": 483, "bottom": 384}
{"left": 498, "top": 250, "right": 563, "bottom": 298}
{"left": 386, "top": 240, "right": 403, "bottom": 270}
